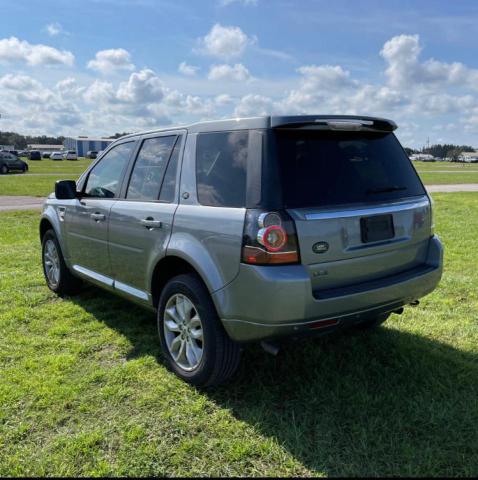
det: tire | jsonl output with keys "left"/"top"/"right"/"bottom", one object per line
{"left": 157, "top": 274, "right": 241, "bottom": 387}
{"left": 0, "top": 165, "right": 8, "bottom": 175}
{"left": 41, "top": 229, "right": 82, "bottom": 296}
{"left": 355, "top": 313, "right": 390, "bottom": 330}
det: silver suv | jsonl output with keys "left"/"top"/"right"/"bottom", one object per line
{"left": 40, "top": 115, "right": 443, "bottom": 386}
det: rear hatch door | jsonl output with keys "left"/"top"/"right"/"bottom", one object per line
{"left": 274, "top": 126, "right": 431, "bottom": 292}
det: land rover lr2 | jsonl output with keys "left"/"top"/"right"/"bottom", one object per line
{"left": 40, "top": 115, "right": 443, "bottom": 386}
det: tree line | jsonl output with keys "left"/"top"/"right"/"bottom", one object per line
{"left": 404, "top": 144, "right": 475, "bottom": 159}
{"left": 0, "top": 131, "right": 131, "bottom": 149}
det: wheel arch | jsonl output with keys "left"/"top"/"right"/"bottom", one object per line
{"left": 150, "top": 255, "right": 212, "bottom": 310}
{"left": 39, "top": 209, "right": 71, "bottom": 267}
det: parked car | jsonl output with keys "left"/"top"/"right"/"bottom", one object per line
{"left": 43, "top": 152, "right": 51, "bottom": 159}
{"left": 0, "top": 151, "right": 28, "bottom": 174}
{"left": 86, "top": 150, "right": 98, "bottom": 159}
{"left": 40, "top": 115, "right": 443, "bottom": 386}
{"left": 18, "top": 150, "right": 29, "bottom": 157}
{"left": 63, "top": 150, "right": 78, "bottom": 160}
{"left": 50, "top": 152, "right": 65, "bottom": 161}
{"left": 29, "top": 150, "right": 42, "bottom": 160}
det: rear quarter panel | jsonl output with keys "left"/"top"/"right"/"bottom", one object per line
{"left": 169, "top": 133, "right": 245, "bottom": 293}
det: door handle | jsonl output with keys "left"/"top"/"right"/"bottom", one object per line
{"left": 141, "top": 218, "right": 162, "bottom": 229}
{"left": 90, "top": 212, "right": 106, "bottom": 222}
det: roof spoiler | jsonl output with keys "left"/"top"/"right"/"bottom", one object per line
{"left": 271, "top": 115, "right": 397, "bottom": 132}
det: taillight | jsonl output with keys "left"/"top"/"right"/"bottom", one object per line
{"left": 241, "top": 210, "right": 300, "bottom": 265}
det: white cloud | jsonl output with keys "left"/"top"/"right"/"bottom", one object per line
{"left": 208, "top": 63, "right": 251, "bottom": 82}
{"left": 0, "top": 73, "right": 43, "bottom": 91}
{"left": 45, "top": 22, "right": 64, "bottom": 36}
{"left": 83, "top": 69, "right": 215, "bottom": 124}
{"left": 87, "top": 48, "right": 134, "bottom": 74}
{"left": 296, "top": 65, "right": 357, "bottom": 92}
{"left": 199, "top": 24, "right": 254, "bottom": 59}
{"left": 178, "top": 61, "right": 199, "bottom": 76}
{"left": 381, "top": 34, "right": 478, "bottom": 90}
{"left": 214, "top": 94, "right": 233, "bottom": 105}
{"left": 116, "top": 69, "right": 166, "bottom": 103}
{"left": 0, "top": 36, "right": 74, "bottom": 66}
{"left": 55, "top": 77, "right": 85, "bottom": 98}
{"left": 234, "top": 94, "right": 273, "bottom": 117}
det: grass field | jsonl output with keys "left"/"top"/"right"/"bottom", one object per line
{"left": 1, "top": 193, "right": 477, "bottom": 476}
{"left": 413, "top": 161, "right": 478, "bottom": 185}
{"left": 0, "top": 158, "right": 92, "bottom": 197}
{"left": 1, "top": 158, "right": 478, "bottom": 197}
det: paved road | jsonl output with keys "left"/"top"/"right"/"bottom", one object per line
{"left": 426, "top": 184, "right": 478, "bottom": 192}
{"left": 417, "top": 170, "right": 478, "bottom": 174}
{"left": 0, "top": 196, "right": 45, "bottom": 211}
{"left": 1, "top": 184, "right": 478, "bottom": 211}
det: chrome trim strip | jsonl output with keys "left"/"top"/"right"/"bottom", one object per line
{"left": 114, "top": 281, "right": 149, "bottom": 301}
{"left": 304, "top": 197, "right": 429, "bottom": 220}
{"left": 72, "top": 265, "right": 114, "bottom": 287}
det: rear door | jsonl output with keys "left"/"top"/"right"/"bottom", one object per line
{"left": 273, "top": 129, "right": 431, "bottom": 292}
{"left": 5, "top": 153, "right": 22, "bottom": 170}
{"left": 65, "top": 140, "right": 135, "bottom": 284}
{"left": 108, "top": 131, "right": 184, "bottom": 301}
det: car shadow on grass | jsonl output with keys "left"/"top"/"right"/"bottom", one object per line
{"left": 71, "top": 286, "right": 478, "bottom": 477}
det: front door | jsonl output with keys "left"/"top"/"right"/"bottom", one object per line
{"left": 108, "top": 133, "right": 183, "bottom": 301}
{"left": 65, "top": 140, "right": 136, "bottom": 284}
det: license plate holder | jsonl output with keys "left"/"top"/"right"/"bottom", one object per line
{"left": 360, "top": 214, "right": 394, "bottom": 243}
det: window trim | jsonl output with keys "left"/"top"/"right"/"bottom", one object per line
{"left": 81, "top": 139, "right": 136, "bottom": 199}
{"left": 124, "top": 134, "right": 179, "bottom": 203}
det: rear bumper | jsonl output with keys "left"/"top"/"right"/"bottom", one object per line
{"left": 214, "top": 235, "right": 443, "bottom": 342}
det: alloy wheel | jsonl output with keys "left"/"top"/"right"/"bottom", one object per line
{"left": 43, "top": 239, "right": 60, "bottom": 288}
{"left": 163, "top": 293, "right": 204, "bottom": 371}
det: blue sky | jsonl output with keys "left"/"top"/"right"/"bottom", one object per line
{"left": 1, "top": 0, "right": 478, "bottom": 147}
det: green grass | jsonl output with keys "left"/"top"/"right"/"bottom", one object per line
{"left": 418, "top": 172, "right": 478, "bottom": 184}
{"left": 0, "top": 193, "right": 477, "bottom": 476}
{"left": 412, "top": 161, "right": 478, "bottom": 184}
{"left": 412, "top": 160, "right": 478, "bottom": 171}
{"left": 23, "top": 158, "right": 92, "bottom": 174}
{"left": 0, "top": 158, "right": 92, "bottom": 197}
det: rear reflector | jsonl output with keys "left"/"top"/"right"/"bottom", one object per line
{"left": 308, "top": 318, "right": 340, "bottom": 330}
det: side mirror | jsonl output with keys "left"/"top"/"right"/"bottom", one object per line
{"left": 55, "top": 180, "right": 78, "bottom": 200}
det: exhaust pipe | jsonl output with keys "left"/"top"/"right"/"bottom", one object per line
{"left": 410, "top": 300, "right": 420, "bottom": 306}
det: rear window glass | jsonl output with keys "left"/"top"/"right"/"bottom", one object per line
{"left": 196, "top": 131, "right": 248, "bottom": 207}
{"left": 275, "top": 130, "right": 425, "bottom": 208}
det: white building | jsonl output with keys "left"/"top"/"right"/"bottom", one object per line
{"left": 409, "top": 153, "right": 436, "bottom": 161}
{"left": 459, "top": 151, "right": 478, "bottom": 163}
{"left": 28, "top": 144, "right": 64, "bottom": 153}
{"left": 63, "top": 137, "right": 114, "bottom": 157}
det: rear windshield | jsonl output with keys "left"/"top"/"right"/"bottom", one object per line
{"left": 275, "top": 130, "right": 425, "bottom": 208}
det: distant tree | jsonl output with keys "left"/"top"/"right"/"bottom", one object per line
{"left": 422, "top": 144, "right": 475, "bottom": 160}
{"left": 448, "top": 148, "right": 462, "bottom": 162}
{"left": 108, "top": 132, "right": 131, "bottom": 139}
{"left": 403, "top": 147, "right": 417, "bottom": 156}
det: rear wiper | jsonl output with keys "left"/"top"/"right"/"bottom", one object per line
{"left": 366, "top": 185, "right": 407, "bottom": 194}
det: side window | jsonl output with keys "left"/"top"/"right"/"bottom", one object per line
{"left": 126, "top": 136, "right": 177, "bottom": 201}
{"left": 84, "top": 142, "right": 134, "bottom": 198}
{"left": 159, "top": 136, "right": 182, "bottom": 203}
{"left": 196, "top": 131, "right": 248, "bottom": 207}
